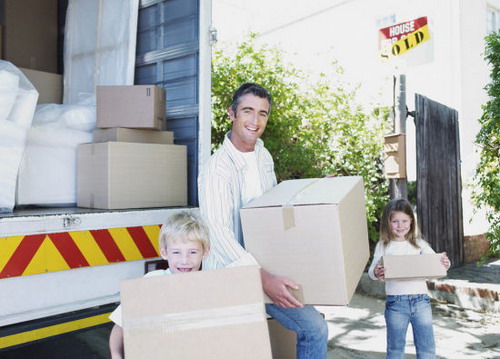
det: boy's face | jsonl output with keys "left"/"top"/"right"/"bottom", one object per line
{"left": 160, "top": 237, "right": 208, "bottom": 274}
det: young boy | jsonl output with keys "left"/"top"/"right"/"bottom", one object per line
{"left": 109, "top": 211, "right": 210, "bottom": 359}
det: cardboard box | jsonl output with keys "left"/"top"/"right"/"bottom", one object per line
{"left": 92, "top": 128, "right": 174, "bottom": 144}
{"left": 240, "top": 176, "right": 370, "bottom": 305}
{"left": 382, "top": 254, "right": 447, "bottom": 280}
{"left": 3, "top": 0, "right": 58, "bottom": 72}
{"left": 96, "top": 85, "right": 166, "bottom": 130}
{"left": 384, "top": 133, "right": 406, "bottom": 178}
{"left": 77, "top": 142, "right": 187, "bottom": 209}
{"left": 268, "top": 318, "right": 296, "bottom": 359}
{"left": 121, "top": 266, "right": 272, "bottom": 359}
{"left": 19, "top": 68, "right": 62, "bottom": 104}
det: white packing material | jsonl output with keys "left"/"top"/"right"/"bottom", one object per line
{"left": 31, "top": 104, "right": 96, "bottom": 132}
{"left": 0, "top": 70, "right": 19, "bottom": 122}
{"left": 63, "top": 0, "right": 139, "bottom": 105}
{"left": 0, "top": 61, "right": 38, "bottom": 213}
{"left": 16, "top": 104, "right": 96, "bottom": 206}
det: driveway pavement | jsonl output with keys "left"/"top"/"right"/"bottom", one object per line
{"left": 323, "top": 292, "right": 500, "bottom": 358}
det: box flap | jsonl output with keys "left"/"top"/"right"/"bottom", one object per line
{"left": 243, "top": 176, "right": 363, "bottom": 209}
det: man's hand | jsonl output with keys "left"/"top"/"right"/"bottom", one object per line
{"left": 260, "top": 268, "right": 303, "bottom": 308}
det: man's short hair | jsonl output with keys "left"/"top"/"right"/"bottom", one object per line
{"left": 231, "top": 83, "right": 272, "bottom": 114}
{"left": 159, "top": 211, "right": 210, "bottom": 252}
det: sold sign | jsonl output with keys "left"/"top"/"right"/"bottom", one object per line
{"left": 379, "top": 16, "right": 430, "bottom": 57}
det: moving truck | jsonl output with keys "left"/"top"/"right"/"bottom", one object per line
{"left": 0, "top": 0, "right": 213, "bottom": 349}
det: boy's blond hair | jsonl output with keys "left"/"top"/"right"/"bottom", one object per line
{"left": 159, "top": 211, "right": 210, "bottom": 252}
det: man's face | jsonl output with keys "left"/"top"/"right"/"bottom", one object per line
{"left": 160, "top": 237, "right": 208, "bottom": 274}
{"left": 229, "top": 93, "right": 270, "bottom": 152}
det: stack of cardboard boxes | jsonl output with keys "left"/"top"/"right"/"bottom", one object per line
{"left": 77, "top": 85, "right": 187, "bottom": 209}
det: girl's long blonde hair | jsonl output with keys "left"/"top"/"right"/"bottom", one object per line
{"left": 380, "top": 198, "right": 421, "bottom": 249}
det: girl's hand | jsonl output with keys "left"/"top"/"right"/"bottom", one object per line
{"left": 440, "top": 252, "right": 451, "bottom": 270}
{"left": 374, "top": 263, "right": 385, "bottom": 280}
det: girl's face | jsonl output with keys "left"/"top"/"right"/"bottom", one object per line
{"left": 389, "top": 211, "right": 412, "bottom": 241}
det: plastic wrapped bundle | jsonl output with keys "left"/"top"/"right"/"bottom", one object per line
{"left": 63, "top": 0, "right": 139, "bottom": 104}
{"left": 16, "top": 104, "right": 96, "bottom": 206}
{"left": 0, "top": 61, "right": 38, "bottom": 213}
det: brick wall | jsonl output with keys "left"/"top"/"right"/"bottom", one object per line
{"left": 463, "top": 234, "right": 490, "bottom": 264}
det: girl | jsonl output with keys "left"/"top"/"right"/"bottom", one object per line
{"left": 368, "top": 198, "right": 450, "bottom": 359}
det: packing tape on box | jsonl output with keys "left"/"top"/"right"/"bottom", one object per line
{"left": 123, "top": 302, "right": 266, "bottom": 336}
{"left": 282, "top": 178, "right": 323, "bottom": 230}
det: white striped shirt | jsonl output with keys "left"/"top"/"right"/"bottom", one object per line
{"left": 198, "top": 132, "right": 277, "bottom": 269}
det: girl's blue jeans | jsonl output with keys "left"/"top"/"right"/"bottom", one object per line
{"left": 385, "top": 294, "right": 436, "bottom": 359}
{"left": 266, "top": 304, "right": 328, "bottom": 359}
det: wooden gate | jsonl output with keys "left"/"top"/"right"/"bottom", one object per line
{"left": 415, "top": 94, "right": 463, "bottom": 267}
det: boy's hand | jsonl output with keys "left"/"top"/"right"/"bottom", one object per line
{"left": 374, "top": 263, "right": 385, "bottom": 280}
{"left": 440, "top": 252, "right": 451, "bottom": 269}
{"left": 260, "top": 269, "right": 303, "bottom": 308}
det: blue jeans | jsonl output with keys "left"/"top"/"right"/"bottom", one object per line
{"left": 266, "top": 304, "right": 328, "bottom": 359}
{"left": 385, "top": 294, "right": 435, "bottom": 359}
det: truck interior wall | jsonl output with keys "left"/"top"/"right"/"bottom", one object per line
{"left": 135, "top": 0, "right": 201, "bottom": 206}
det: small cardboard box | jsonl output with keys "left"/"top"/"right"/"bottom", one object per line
{"left": 384, "top": 133, "right": 406, "bottom": 179}
{"left": 240, "top": 176, "right": 370, "bottom": 305}
{"left": 268, "top": 318, "right": 296, "bottom": 359}
{"left": 77, "top": 142, "right": 187, "bottom": 209}
{"left": 382, "top": 254, "right": 447, "bottom": 280}
{"left": 121, "top": 266, "right": 272, "bottom": 359}
{"left": 96, "top": 85, "right": 166, "bottom": 130}
{"left": 19, "top": 67, "right": 63, "bottom": 104}
{"left": 92, "top": 128, "right": 174, "bottom": 144}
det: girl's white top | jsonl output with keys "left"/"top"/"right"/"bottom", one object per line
{"left": 368, "top": 239, "right": 435, "bottom": 295}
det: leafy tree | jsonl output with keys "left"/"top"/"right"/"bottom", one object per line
{"left": 211, "top": 34, "right": 390, "bottom": 242}
{"left": 474, "top": 30, "right": 500, "bottom": 258}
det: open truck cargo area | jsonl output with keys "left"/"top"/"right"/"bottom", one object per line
{"left": 0, "top": 0, "right": 212, "bottom": 350}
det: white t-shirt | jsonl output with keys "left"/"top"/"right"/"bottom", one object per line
{"left": 109, "top": 269, "right": 172, "bottom": 327}
{"left": 240, "top": 151, "right": 262, "bottom": 206}
{"left": 368, "top": 239, "right": 436, "bottom": 295}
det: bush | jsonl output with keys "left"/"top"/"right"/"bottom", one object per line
{"left": 474, "top": 31, "right": 500, "bottom": 259}
{"left": 211, "top": 34, "right": 390, "bottom": 242}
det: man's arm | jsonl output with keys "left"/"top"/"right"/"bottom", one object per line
{"left": 199, "top": 168, "right": 248, "bottom": 267}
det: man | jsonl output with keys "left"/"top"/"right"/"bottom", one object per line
{"left": 198, "top": 83, "right": 328, "bottom": 358}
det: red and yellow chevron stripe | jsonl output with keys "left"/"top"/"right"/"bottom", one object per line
{"left": 0, "top": 225, "right": 161, "bottom": 279}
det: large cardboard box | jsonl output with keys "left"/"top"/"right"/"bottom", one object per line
{"left": 92, "top": 128, "right": 174, "bottom": 144}
{"left": 3, "top": 0, "right": 58, "bottom": 73}
{"left": 268, "top": 318, "right": 296, "bottom": 359}
{"left": 77, "top": 142, "right": 187, "bottom": 209}
{"left": 96, "top": 85, "right": 166, "bottom": 130}
{"left": 382, "top": 254, "right": 447, "bottom": 280}
{"left": 121, "top": 266, "right": 272, "bottom": 359}
{"left": 19, "top": 68, "right": 63, "bottom": 104}
{"left": 241, "top": 176, "right": 369, "bottom": 305}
